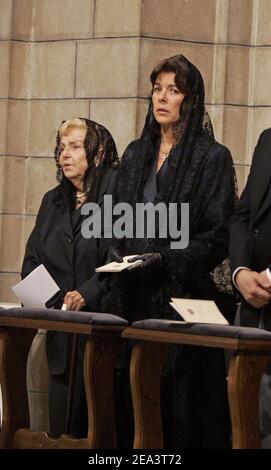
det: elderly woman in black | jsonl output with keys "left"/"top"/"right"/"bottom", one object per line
{"left": 103, "top": 55, "right": 237, "bottom": 448}
{"left": 22, "top": 117, "right": 118, "bottom": 437}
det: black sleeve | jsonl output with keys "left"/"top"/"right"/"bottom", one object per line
{"left": 21, "top": 192, "right": 50, "bottom": 279}
{"left": 229, "top": 129, "right": 268, "bottom": 274}
{"left": 76, "top": 272, "right": 108, "bottom": 311}
{"left": 229, "top": 176, "right": 251, "bottom": 273}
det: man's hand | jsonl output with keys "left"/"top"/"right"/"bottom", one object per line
{"left": 235, "top": 269, "right": 271, "bottom": 308}
{"left": 63, "top": 290, "right": 86, "bottom": 311}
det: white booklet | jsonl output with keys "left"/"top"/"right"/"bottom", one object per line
{"left": 95, "top": 255, "right": 143, "bottom": 273}
{"left": 12, "top": 264, "right": 60, "bottom": 308}
{"left": 170, "top": 298, "right": 229, "bottom": 325}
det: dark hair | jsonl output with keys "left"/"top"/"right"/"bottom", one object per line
{"left": 146, "top": 55, "right": 204, "bottom": 142}
{"left": 150, "top": 55, "right": 194, "bottom": 97}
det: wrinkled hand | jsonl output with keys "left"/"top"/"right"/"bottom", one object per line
{"left": 127, "top": 252, "right": 163, "bottom": 276}
{"left": 235, "top": 269, "right": 271, "bottom": 308}
{"left": 63, "top": 290, "right": 86, "bottom": 311}
{"left": 105, "top": 245, "right": 123, "bottom": 264}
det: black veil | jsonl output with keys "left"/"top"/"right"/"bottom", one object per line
{"left": 54, "top": 118, "right": 119, "bottom": 205}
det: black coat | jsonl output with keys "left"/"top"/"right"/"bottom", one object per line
{"left": 103, "top": 132, "right": 237, "bottom": 323}
{"left": 230, "top": 128, "right": 271, "bottom": 330}
{"left": 22, "top": 167, "right": 117, "bottom": 374}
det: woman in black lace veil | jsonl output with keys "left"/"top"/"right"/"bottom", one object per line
{"left": 103, "top": 55, "right": 237, "bottom": 448}
{"left": 22, "top": 118, "right": 119, "bottom": 438}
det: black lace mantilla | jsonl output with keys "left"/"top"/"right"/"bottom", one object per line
{"left": 54, "top": 118, "right": 119, "bottom": 206}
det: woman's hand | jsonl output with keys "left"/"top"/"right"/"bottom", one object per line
{"left": 235, "top": 269, "right": 271, "bottom": 308}
{"left": 63, "top": 290, "right": 86, "bottom": 311}
{"left": 105, "top": 245, "right": 123, "bottom": 263}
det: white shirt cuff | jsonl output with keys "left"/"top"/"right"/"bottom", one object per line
{"left": 232, "top": 267, "right": 251, "bottom": 290}
{"left": 266, "top": 268, "right": 271, "bottom": 283}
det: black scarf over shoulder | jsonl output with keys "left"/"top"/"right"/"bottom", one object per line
{"left": 103, "top": 55, "right": 237, "bottom": 322}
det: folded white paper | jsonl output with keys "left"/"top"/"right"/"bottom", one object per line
{"left": 170, "top": 298, "right": 229, "bottom": 325}
{"left": 95, "top": 255, "right": 143, "bottom": 273}
{"left": 12, "top": 264, "right": 60, "bottom": 308}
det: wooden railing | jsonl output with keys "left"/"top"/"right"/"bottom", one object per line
{"left": 123, "top": 321, "right": 271, "bottom": 449}
{"left": 0, "top": 308, "right": 127, "bottom": 449}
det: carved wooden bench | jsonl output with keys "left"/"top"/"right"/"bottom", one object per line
{"left": 123, "top": 319, "right": 271, "bottom": 449}
{"left": 0, "top": 307, "right": 127, "bottom": 449}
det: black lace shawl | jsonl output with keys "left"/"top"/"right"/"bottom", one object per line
{"left": 54, "top": 118, "right": 119, "bottom": 207}
{"left": 102, "top": 55, "right": 237, "bottom": 322}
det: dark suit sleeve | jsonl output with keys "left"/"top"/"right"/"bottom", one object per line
{"left": 229, "top": 175, "right": 251, "bottom": 273}
{"left": 229, "top": 129, "right": 270, "bottom": 274}
{"left": 21, "top": 192, "right": 50, "bottom": 279}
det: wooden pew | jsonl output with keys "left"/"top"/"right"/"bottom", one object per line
{"left": 0, "top": 307, "right": 127, "bottom": 449}
{"left": 123, "top": 320, "right": 271, "bottom": 449}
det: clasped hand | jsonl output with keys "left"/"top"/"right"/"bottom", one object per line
{"left": 63, "top": 290, "right": 86, "bottom": 311}
{"left": 236, "top": 269, "right": 271, "bottom": 309}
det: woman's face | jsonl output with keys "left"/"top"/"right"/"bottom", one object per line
{"left": 152, "top": 71, "right": 185, "bottom": 129}
{"left": 59, "top": 127, "right": 88, "bottom": 187}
